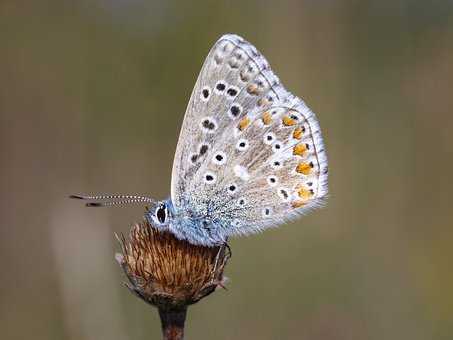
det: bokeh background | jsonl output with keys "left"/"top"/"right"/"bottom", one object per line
{"left": 1, "top": 1, "right": 453, "bottom": 339}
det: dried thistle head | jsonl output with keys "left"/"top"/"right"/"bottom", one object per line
{"left": 116, "top": 220, "right": 230, "bottom": 310}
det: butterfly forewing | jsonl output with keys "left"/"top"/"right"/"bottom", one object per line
{"left": 171, "top": 34, "right": 328, "bottom": 239}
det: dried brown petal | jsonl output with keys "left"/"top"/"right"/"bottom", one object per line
{"left": 116, "top": 220, "right": 230, "bottom": 310}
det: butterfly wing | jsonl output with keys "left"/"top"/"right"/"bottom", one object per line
{"left": 170, "top": 34, "right": 328, "bottom": 243}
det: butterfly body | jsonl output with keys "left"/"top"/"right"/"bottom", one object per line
{"left": 145, "top": 198, "right": 231, "bottom": 246}
{"left": 73, "top": 34, "right": 328, "bottom": 247}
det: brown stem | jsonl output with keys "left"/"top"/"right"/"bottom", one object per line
{"left": 158, "top": 306, "right": 187, "bottom": 340}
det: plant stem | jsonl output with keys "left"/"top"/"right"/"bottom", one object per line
{"left": 158, "top": 306, "right": 187, "bottom": 340}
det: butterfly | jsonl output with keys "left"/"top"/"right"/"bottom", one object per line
{"left": 71, "top": 34, "right": 328, "bottom": 246}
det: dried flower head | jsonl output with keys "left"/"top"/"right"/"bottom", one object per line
{"left": 116, "top": 220, "right": 230, "bottom": 310}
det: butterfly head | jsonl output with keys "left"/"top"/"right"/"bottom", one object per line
{"left": 145, "top": 199, "right": 174, "bottom": 230}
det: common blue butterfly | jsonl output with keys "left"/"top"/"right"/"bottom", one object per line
{"left": 71, "top": 34, "right": 328, "bottom": 246}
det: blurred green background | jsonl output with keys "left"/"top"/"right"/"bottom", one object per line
{"left": 1, "top": 1, "right": 453, "bottom": 339}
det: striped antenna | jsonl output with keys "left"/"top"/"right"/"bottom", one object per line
{"left": 69, "top": 194, "right": 155, "bottom": 207}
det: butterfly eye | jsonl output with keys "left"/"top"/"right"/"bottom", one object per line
{"left": 156, "top": 204, "right": 167, "bottom": 224}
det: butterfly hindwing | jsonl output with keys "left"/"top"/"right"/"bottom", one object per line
{"left": 171, "top": 34, "right": 328, "bottom": 241}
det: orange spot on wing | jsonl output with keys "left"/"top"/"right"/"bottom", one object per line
{"left": 282, "top": 115, "right": 297, "bottom": 126}
{"left": 296, "top": 162, "right": 311, "bottom": 175}
{"left": 238, "top": 117, "right": 251, "bottom": 131}
{"left": 262, "top": 111, "right": 272, "bottom": 125}
{"left": 293, "top": 127, "right": 304, "bottom": 139}
{"left": 291, "top": 200, "right": 306, "bottom": 208}
{"left": 257, "top": 97, "right": 269, "bottom": 107}
{"left": 297, "top": 187, "right": 313, "bottom": 199}
{"left": 293, "top": 143, "right": 307, "bottom": 156}
{"left": 247, "top": 83, "right": 259, "bottom": 95}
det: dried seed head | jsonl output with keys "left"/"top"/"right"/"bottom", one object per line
{"left": 116, "top": 220, "right": 230, "bottom": 310}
